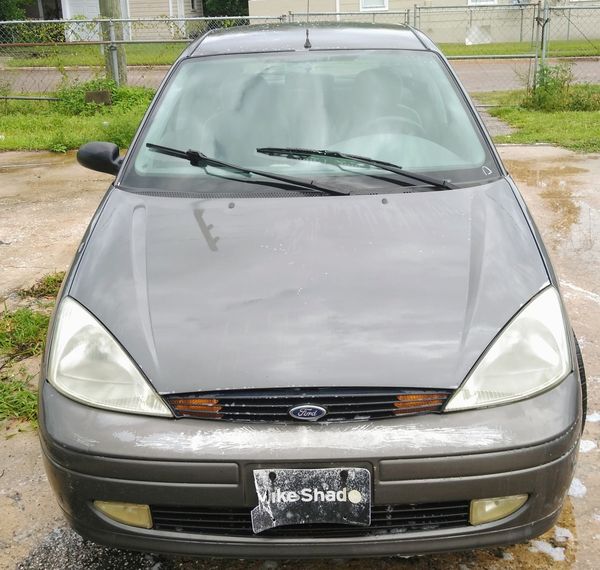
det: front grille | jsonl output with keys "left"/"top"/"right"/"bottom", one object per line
{"left": 164, "top": 387, "right": 453, "bottom": 423}
{"left": 151, "top": 501, "right": 471, "bottom": 537}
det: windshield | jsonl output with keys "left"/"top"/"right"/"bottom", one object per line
{"left": 121, "top": 50, "right": 500, "bottom": 193}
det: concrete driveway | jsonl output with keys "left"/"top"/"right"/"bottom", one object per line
{"left": 0, "top": 145, "right": 598, "bottom": 569}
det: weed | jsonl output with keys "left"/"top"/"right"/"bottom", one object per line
{"left": 524, "top": 64, "right": 600, "bottom": 112}
{"left": 0, "top": 308, "right": 50, "bottom": 361}
{"left": 56, "top": 78, "right": 118, "bottom": 116}
{"left": 525, "top": 64, "right": 573, "bottom": 111}
{"left": 0, "top": 376, "right": 37, "bottom": 425}
{"left": 49, "top": 140, "right": 68, "bottom": 153}
{"left": 0, "top": 83, "right": 153, "bottom": 151}
{"left": 19, "top": 272, "right": 65, "bottom": 299}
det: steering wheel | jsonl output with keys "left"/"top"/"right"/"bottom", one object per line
{"left": 358, "top": 115, "right": 425, "bottom": 137}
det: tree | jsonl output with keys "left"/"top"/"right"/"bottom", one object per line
{"left": 203, "top": 0, "right": 248, "bottom": 17}
{"left": 0, "top": 0, "right": 33, "bottom": 21}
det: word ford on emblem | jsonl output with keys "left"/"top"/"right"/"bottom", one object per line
{"left": 289, "top": 405, "right": 328, "bottom": 421}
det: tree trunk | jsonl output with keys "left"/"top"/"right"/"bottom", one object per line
{"left": 99, "top": 0, "right": 127, "bottom": 86}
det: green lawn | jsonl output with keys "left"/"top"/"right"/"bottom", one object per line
{"left": 0, "top": 84, "right": 152, "bottom": 152}
{"left": 491, "top": 107, "right": 600, "bottom": 153}
{"left": 474, "top": 89, "right": 600, "bottom": 153}
{"left": 4, "top": 38, "right": 599, "bottom": 68}
{"left": 442, "top": 39, "right": 600, "bottom": 58}
{"left": 6, "top": 42, "right": 186, "bottom": 68}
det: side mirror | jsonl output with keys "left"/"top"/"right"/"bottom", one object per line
{"left": 77, "top": 142, "right": 122, "bottom": 175}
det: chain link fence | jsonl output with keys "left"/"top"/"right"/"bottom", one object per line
{"left": 0, "top": 16, "right": 285, "bottom": 95}
{"left": 1, "top": 5, "right": 600, "bottom": 98}
{"left": 288, "top": 10, "right": 410, "bottom": 24}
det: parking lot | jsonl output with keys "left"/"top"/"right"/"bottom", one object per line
{"left": 0, "top": 144, "right": 599, "bottom": 569}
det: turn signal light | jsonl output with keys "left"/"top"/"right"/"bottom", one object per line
{"left": 168, "top": 397, "right": 222, "bottom": 418}
{"left": 469, "top": 495, "right": 528, "bottom": 525}
{"left": 394, "top": 392, "right": 450, "bottom": 415}
{"left": 94, "top": 500, "right": 153, "bottom": 528}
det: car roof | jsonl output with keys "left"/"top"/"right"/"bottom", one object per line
{"left": 187, "top": 23, "right": 433, "bottom": 58}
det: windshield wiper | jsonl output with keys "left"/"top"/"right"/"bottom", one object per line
{"left": 256, "top": 147, "right": 455, "bottom": 190}
{"left": 146, "top": 143, "right": 350, "bottom": 196}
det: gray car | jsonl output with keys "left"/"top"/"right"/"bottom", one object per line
{"left": 40, "top": 23, "right": 586, "bottom": 559}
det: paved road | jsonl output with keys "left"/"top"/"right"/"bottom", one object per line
{"left": 2, "top": 57, "right": 600, "bottom": 94}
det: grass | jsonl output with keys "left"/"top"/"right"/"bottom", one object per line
{"left": 0, "top": 273, "right": 67, "bottom": 426}
{"left": 0, "top": 308, "right": 50, "bottom": 361}
{"left": 491, "top": 107, "right": 600, "bottom": 153}
{"left": 442, "top": 39, "right": 600, "bottom": 58}
{"left": 475, "top": 78, "right": 600, "bottom": 153}
{"left": 6, "top": 42, "right": 187, "bottom": 68}
{"left": 0, "top": 376, "right": 38, "bottom": 425}
{"left": 19, "top": 271, "right": 65, "bottom": 299}
{"left": 0, "top": 82, "right": 153, "bottom": 152}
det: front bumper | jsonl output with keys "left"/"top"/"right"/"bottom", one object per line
{"left": 39, "top": 373, "right": 582, "bottom": 558}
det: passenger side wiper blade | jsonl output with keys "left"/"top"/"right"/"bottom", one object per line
{"left": 256, "top": 147, "right": 455, "bottom": 190}
{"left": 146, "top": 143, "right": 350, "bottom": 196}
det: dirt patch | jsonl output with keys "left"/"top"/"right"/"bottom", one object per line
{"left": 0, "top": 151, "right": 111, "bottom": 299}
{"left": 0, "top": 423, "right": 63, "bottom": 568}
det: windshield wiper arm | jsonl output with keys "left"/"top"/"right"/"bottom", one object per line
{"left": 256, "top": 147, "right": 455, "bottom": 190}
{"left": 146, "top": 143, "right": 350, "bottom": 196}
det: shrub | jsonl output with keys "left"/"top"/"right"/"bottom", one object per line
{"left": 523, "top": 64, "right": 600, "bottom": 112}
{"left": 524, "top": 64, "right": 573, "bottom": 111}
{"left": 56, "top": 78, "right": 118, "bottom": 116}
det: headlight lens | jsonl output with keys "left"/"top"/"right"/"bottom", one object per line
{"left": 445, "top": 287, "right": 571, "bottom": 411}
{"left": 47, "top": 297, "right": 172, "bottom": 416}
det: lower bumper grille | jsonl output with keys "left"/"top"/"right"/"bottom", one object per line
{"left": 151, "top": 501, "right": 470, "bottom": 538}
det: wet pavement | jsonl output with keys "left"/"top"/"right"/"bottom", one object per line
{"left": 0, "top": 145, "right": 599, "bottom": 569}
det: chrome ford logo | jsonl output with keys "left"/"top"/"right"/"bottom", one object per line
{"left": 289, "top": 405, "right": 327, "bottom": 421}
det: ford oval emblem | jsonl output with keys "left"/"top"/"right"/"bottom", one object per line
{"left": 289, "top": 405, "right": 328, "bottom": 421}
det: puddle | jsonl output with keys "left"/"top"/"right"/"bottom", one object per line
{"left": 503, "top": 159, "right": 584, "bottom": 240}
{"left": 502, "top": 149, "right": 600, "bottom": 298}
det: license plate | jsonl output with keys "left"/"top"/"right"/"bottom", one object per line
{"left": 251, "top": 467, "right": 371, "bottom": 534}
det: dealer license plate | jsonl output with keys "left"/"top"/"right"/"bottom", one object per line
{"left": 251, "top": 467, "right": 371, "bottom": 534}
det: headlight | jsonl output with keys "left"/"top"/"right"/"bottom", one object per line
{"left": 445, "top": 287, "right": 571, "bottom": 411}
{"left": 47, "top": 297, "right": 172, "bottom": 416}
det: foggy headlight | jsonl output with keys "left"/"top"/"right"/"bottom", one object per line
{"left": 445, "top": 287, "right": 571, "bottom": 411}
{"left": 47, "top": 297, "right": 171, "bottom": 416}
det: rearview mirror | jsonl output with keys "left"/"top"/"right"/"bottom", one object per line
{"left": 77, "top": 142, "right": 122, "bottom": 175}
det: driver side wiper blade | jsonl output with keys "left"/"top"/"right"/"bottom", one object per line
{"left": 256, "top": 147, "right": 455, "bottom": 190}
{"left": 146, "top": 143, "right": 350, "bottom": 196}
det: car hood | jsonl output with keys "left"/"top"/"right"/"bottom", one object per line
{"left": 69, "top": 180, "right": 548, "bottom": 394}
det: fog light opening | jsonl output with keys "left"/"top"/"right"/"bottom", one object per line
{"left": 469, "top": 495, "right": 528, "bottom": 526}
{"left": 94, "top": 500, "right": 153, "bottom": 529}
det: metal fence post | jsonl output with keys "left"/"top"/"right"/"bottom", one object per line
{"left": 519, "top": 6, "right": 524, "bottom": 43}
{"left": 532, "top": 2, "right": 541, "bottom": 90}
{"left": 541, "top": 0, "right": 549, "bottom": 68}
